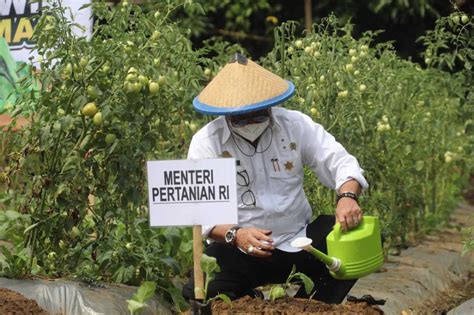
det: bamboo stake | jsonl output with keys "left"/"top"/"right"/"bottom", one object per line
{"left": 193, "top": 225, "right": 205, "bottom": 300}
{"left": 304, "top": 0, "right": 313, "bottom": 33}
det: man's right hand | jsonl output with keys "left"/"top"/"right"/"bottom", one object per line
{"left": 234, "top": 227, "right": 274, "bottom": 257}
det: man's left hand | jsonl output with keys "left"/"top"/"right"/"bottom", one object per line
{"left": 336, "top": 198, "right": 362, "bottom": 231}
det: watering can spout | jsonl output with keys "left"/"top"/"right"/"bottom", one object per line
{"left": 290, "top": 237, "right": 342, "bottom": 273}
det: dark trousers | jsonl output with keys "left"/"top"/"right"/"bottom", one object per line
{"left": 182, "top": 215, "right": 356, "bottom": 304}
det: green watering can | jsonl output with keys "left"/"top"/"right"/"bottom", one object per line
{"left": 291, "top": 216, "right": 384, "bottom": 280}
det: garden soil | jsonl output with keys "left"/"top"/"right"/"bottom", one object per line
{"left": 212, "top": 296, "right": 383, "bottom": 314}
{"left": 0, "top": 287, "right": 48, "bottom": 314}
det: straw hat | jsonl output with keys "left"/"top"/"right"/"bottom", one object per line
{"left": 193, "top": 53, "right": 295, "bottom": 115}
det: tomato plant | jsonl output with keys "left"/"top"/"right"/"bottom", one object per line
{"left": 2, "top": 1, "right": 213, "bottom": 309}
{"left": 265, "top": 15, "right": 472, "bottom": 249}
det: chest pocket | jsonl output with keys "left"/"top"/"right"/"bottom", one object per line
{"left": 268, "top": 154, "right": 303, "bottom": 213}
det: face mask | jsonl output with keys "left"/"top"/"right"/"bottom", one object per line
{"left": 230, "top": 120, "right": 270, "bottom": 142}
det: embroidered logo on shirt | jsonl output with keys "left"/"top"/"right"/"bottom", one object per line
{"left": 221, "top": 151, "right": 232, "bottom": 157}
{"left": 284, "top": 161, "right": 294, "bottom": 171}
{"left": 290, "top": 142, "right": 297, "bottom": 151}
{"left": 271, "top": 158, "right": 281, "bottom": 172}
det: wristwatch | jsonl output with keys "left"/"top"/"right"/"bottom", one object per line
{"left": 336, "top": 191, "right": 359, "bottom": 203}
{"left": 224, "top": 226, "right": 241, "bottom": 245}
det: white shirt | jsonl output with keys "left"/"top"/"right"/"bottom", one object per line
{"left": 187, "top": 107, "right": 369, "bottom": 252}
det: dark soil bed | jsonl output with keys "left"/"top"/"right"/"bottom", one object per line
{"left": 212, "top": 296, "right": 383, "bottom": 314}
{"left": 0, "top": 287, "right": 48, "bottom": 315}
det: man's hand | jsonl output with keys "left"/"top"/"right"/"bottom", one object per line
{"left": 234, "top": 227, "right": 274, "bottom": 257}
{"left": 336, "top": 197, "right": 363, "bottom": 231}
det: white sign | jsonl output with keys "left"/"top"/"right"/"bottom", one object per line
{"left": 1, "top": 0, "right": 93, "bottom": 63}
{"left": 146, "top": 158, "right": 238, "bottom": 226}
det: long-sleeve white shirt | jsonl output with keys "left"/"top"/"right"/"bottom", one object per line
{"left": 187, "top": 107, "right": 368, "bottom": 252}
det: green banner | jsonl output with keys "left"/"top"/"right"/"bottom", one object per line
{"left": 0, "top": 36, "right": 28, "bottom": 112}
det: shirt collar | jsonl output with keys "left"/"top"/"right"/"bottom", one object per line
{"left": 222, "top": 117, "right": 232, "bottom": 145}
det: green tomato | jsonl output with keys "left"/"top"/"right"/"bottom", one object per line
{"left": 70, "top": 226, "right": 80, "bottom": 239}
{"left": 124, "top": 82, "right": 135, "bottom": 94}
{"left": 461, "top": 15, "right": 469, "bottom": 24}
{"left": 64, "top": 63, "right": 73, "bottom": 76}
{"left": 138, "top": 75, "right": 149, "bottom": 86}
{"left": 338, "top": 90, "right": 349, "bottom": 98}
{"left": 345, "top": 63, "right": 354, "bottom": 73}
{"left": 101, "top": 64, "right": 110, "bottom": 73}
{"left": 79, "top": 57, "right": 88, "bottom": 68}
{"left": 149, "top": 81, "right": 160, "bottom": 94}
{"left": 82, "top": 102, "right": 98, "bottom": 117}
{"left": 133, "top": 82, "right": 142, "bottom": 93}
{"left": 158, "top": 75, "right": 166, "bottom": 85}
{"left": 93, "top": 112, "right": 103, "bottom": 126}
{"left": 105, "top": 133, "right": 117, "bottom": 144}
{"left": 87, "top": 86, "right": 98, "bottom": 99}
{"left": 151, "top": 30, "right": 161, "bottom": 40}
{"left": 452, "top": 15, "right": 460, "bottom": 24}
{"left": 126, "top": 73, "right": 137, "bottom": 82}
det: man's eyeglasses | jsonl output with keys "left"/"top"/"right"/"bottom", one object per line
{"left": 230, "top": 109, "right": 270, "bottom": 127}
{"left": 237, "top": 169, "right": 256, "bottom": 207}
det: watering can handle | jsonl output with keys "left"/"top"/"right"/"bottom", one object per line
{"left": 333, "top": 216, "right": 364, "bottom": 240}
{"left": 333, "top": 222, "right": 342, "bottom": 241}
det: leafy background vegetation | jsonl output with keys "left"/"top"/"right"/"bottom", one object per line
{"left": 0, "top": 0, "right": 472, "bottom": 311}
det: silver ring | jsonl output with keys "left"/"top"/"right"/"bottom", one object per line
{"left": 247, "top": 245, "right": 254, "bottom": 254}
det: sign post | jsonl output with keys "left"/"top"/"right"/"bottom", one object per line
{"left": 146, "top": 158, "right": 237, "bottom": 301}
{"left": 193, "top": 225, "right": 204, "bottom": 300}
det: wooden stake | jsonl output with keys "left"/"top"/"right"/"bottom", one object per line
{"left": 193, "top": 225, "right": 204, "bottom": 300}
{"left": 304, "top": 0, "right": 313, "bottom": 33}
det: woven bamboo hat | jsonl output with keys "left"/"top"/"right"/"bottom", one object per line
{"left": 193, "top": 53, "right": 295, "bottom": 115}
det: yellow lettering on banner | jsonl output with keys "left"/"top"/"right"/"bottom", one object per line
{"left": 13, "top": 17, "right": 33, "bottom": 43}
{"left": 0, "top": 19, "right": 12, "bottom": 43}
